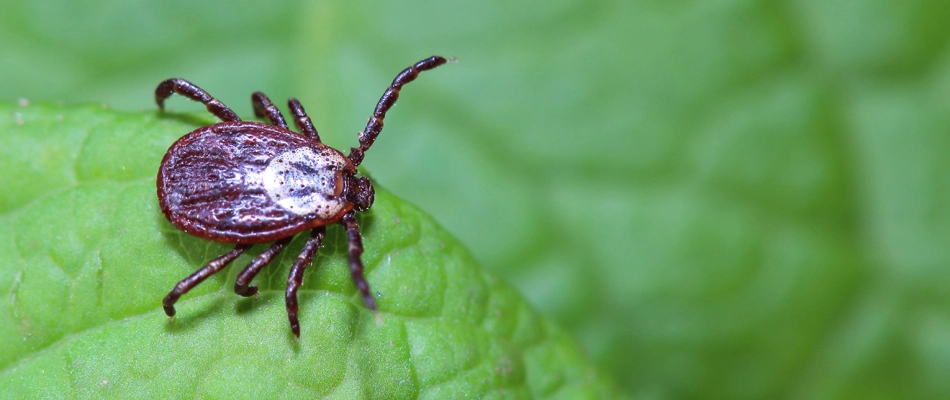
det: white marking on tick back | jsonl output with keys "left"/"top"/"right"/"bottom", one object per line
{"left": 261, "top": 147, "right": 347, "bottom": 218}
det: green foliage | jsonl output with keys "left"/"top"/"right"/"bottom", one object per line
{"left": 3, "top": 0, "right": 950, "bottom": 398}
{"left": 0, "top": 104, "right": 615, "bottom": 398}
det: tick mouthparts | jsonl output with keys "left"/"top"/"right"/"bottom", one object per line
{"left": 346, "top": 175, "right": 375, "bottom": 212}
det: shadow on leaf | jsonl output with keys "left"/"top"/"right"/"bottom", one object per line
{"left": 162, "top": 295, "right": 229, "bottom": 334}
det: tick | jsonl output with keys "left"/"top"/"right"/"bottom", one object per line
{"left": 155, "top": 56, "right": 450, "bottom": 337}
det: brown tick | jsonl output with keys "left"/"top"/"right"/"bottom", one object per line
{"left": 155, "top": 56, "right": 449, "bottom": 337}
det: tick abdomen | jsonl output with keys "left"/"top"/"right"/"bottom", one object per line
{"left": 158, "top": 122, "right": 353, "bottom": 244}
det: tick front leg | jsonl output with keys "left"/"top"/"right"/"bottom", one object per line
{"left": 155, "top": 78, "right": 241, "bottom": 122}
{"left": 341, "top": 212, "right": 378, "bottom": 311}
{"left": 285, "top": 227, "right": 326, "bottom": 337}
{"left": 251, "top": 92, "right": 288, "bottom": 128}
{"left": 163, "top": 244, "right": 251, "bottom": 317}
{"left": 347, "top": 56, "right": 449, "bottom": 166}
{"left": 234, "top": 237, "right": 293, "bottom": 297}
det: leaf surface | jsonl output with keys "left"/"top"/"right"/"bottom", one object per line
{"left": 2, "top": 0, "right": 950, "bottom": 398}
{"left": 0, "top": 104, "right": 615, "bottom": 398}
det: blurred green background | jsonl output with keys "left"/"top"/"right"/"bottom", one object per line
{"left": 3, "top": 0, "right": 950, "bottom": 398}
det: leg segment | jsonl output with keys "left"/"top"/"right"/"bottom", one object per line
{"left": 347, "top": 56, "right": 450, "bottom": 166}
{"left": 163, "top": 244, "right": 251, "bottom": 316}
{"left": 234, "top": 237, "right": 293, "bottom": 297}
{"left": 286, "top": 227, "right": 326, "bottom": 337}
{"left": 251, "top": 91, "right": 288, "bottom": 128}
{"left": 155, "top": 78, "right": 241, "bottom": 122}
{"left": 288, "top": 98, "right": 321, "bottom": 142}
{"left": 341, "top": 212, "right": 378, "bottom": 311}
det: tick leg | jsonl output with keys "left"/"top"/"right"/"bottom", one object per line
{"left": 234, "top": 237, "right": 293, "bottom": 297}
{"left": 286, "top": 227, "right": 326, "bottom": 337}
{"left": 348, "top": 56, "right": 451, "bottom": 166}
{"left": 251, "top": 92, "right": 288, "bottom": 128}
{"left": 288, "top": 98, "right": 321, "bottom": 142}
{"left": 163, "top": 244, "right": 251, "bottom": 317}
{"left": 341, "top": 212, "right": 378, "bottom": 311}
{"left": 155, "top": 78, "right": 241, "bottom": 122}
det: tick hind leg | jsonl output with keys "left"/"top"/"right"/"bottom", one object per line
{"left": 234, "top": 237, "right": 293, "bottom": 297}
{"left": 285, "top": 227, "right": 326, "bottom": 337}
{"left": 155, "top": 78, "right": 241, "bottom": 122}
{"left": 251, "top": 92, "right": 288, "bottom": 128}
{"left": 163, "top": 244, "right": 251, "bottom": 317}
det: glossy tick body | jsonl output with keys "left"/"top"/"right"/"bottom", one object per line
{"left": 156, "top": 56, "right": 449, "bottom": 337}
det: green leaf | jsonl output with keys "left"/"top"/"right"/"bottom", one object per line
{"left": 4, "top": 1, "right": 950, "bottom": 398}
{"left": 0, "top": 103, "right": 616, "bottom": 398}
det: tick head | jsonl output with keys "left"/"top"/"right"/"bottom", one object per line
{"left": 346, "top": 175, "right": 375, "bottom": 212}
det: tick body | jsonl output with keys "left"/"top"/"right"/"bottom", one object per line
{"left": 156, "top": 56, "right": 449, "bottom": 337}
